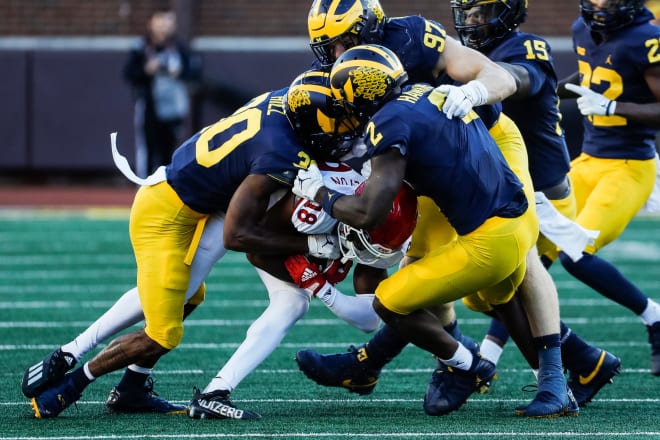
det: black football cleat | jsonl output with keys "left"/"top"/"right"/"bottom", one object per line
{"left": 187, "top": 387, "right": 261, "bottom": 420}
{"left": 22, "top": 348, "right": 77, "bottom": 398}
{"left": 106, "top": 377, "right": 186, "bottom": 414}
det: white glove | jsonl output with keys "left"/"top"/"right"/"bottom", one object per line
{"left": 565, "top": 83, "right": 616, "bottom": 116}
{"left": 307, "top": 233, "right": 340, "bottom": 259}
{"left": 435, "top": 80, "right": 489, "bottom": 119}
{"left": 293, "top": 162, "right": 324, "bottom": 201}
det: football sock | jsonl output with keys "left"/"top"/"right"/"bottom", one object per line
{"left": 440, "top": 342, "right": 474, "bottom": 371}
{"left": 559, "top": 252, "right": 648, "bottom": 314}
{"left": 444, "top": 319, "right": 478, "bottom": 353}
{"left": 534, "top": 334, "right": 564, "bottom": 396}
{"left": 486, "top": 318, "right": 510, "bottom": 345}
{"left": 365, "top": 324, "right": 408, "bottom": 370}
{"left": 480, "top": 338, "right": 504, "bottom": 365}
{"left": 640, "top": 299, "right": 660, "bottom": 326}
{"left": 318, "top": 288, "right": 381, "bottom": 333}
{"left": 480, "top": 318, "right": 509, "bottom": 364}
{"left": 558, "top": 321, "right": 601, "bottom": 373}
{"left": 69, "top": 363, "right": 94, "bottom": 393}
{"left": 116, "top": 365, "right": 152, "bottom": 392}
{"left": 203, "top": 376, "right": 233, "bottom": 394}
{"left": 61, "top": 287, "right": 144, "bottom": 362}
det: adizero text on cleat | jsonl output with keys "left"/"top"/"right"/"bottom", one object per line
{"left": 106, "top": 377, "right": 186, "bottom": 414}
{"left": 22, "top": 348, "right": 77, "bottom": 398}
{"left": 187, "top": 387, "right": 261, "bottom": 420}
{"left": 568, "top": 350, "right": 621, "bottom": 406}
{"left": 295, "top": 345, "right": 380, "bottom": 395}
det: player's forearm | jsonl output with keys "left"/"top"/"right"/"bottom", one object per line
{"left": 612, "top": 101, "right": 660, "bottom": 128}
{"left": 475, "top": 65, "right": 517, "bottom": 104}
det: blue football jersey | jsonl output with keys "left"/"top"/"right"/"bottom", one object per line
{"left": 380, "top": 16, "right": 448, "bottom": 85}
{"left": 166, "top": 89, "right": 309, "bottom": 213}
{"left": 364, "top": 84, "right": 526, "bottom": 235}
{"left": 572, "top": 11, "right": 659, "bottom": 159}
{"left": 487, "top": 32, "right": 571, "bottom": 190}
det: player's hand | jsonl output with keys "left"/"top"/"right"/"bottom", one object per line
{"left": 565, "top": 83, "right": 616, "bottom": 116}
{"left": 293, "top": 162, "right": 324, "bottom": 201}
{"left": 307, "top": 233, "right": 340, "bottom": 259}
{"left": 284, "top": 254, "right": 330, "bottom": 296}
{"left": 435, "top": 80, "right": 488, "bottom": 119}
{"left": 322, "top": 258, "right": 353, "bottom": 285}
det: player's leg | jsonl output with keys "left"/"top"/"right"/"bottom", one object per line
{"left": 31, "top": 182, "right": 203, "bottom": 418}
{"left": 560, "top": 155, "right": 660, "bottom": 375}
{"left": 187, "top": 268, "right": 310, "bottom": 420}
{"left": 295, "top": 198, "right": 476, "bottom": 394}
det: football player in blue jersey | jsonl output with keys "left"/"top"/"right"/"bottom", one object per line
{"left": 292, "top": 44, "right": 578, "bottom": 417}
{"left": 558, "top": 0, "right": 660, "bottom": 376}
{"left": 308, "top": 0, "right": 516, "bottom": 117}
{"left": 296, "top": 0, "right": 611, "bottom": 415}
{"left": 447, "top": 0, "right": 623, "bottom": 406}
{"left": 25, "top": 76, "right": 347, "bottom": 419}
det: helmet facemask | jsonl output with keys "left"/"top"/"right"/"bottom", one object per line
{"left": 337, "top": 181, "right": 418, "bottom": 269}
{"left": 285, "top": 70, "right": 360, "bottom": 161}
{"left": 579, "top": 0, "right": 644, "bottom": 32}
{"left": 451, "top": 0, "right": 528, "bottom": 52}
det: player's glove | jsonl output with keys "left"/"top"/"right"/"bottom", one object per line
{"left": 434, "top": 80, "right": 488, "bottom": 119}
{"left": 322, "top": 258, "right": 353, "bottom": 285}
{"left": 564, "top": 83, "right": 616, "bottom": 116}
{"left": 284, "top": 254, "right": 331, "bottom": 296}
{"left": 293, "top": 162, "right": 324, "bottom": 201}
{"left": 307, "top": 233, "right": 340, "bottom": 259}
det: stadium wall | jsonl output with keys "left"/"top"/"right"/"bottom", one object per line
{"left": 0, "top": 36, "right": 584, "bottom": 176}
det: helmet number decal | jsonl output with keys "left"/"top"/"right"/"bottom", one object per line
{"left": 423, "top": 20, "right": 447, "bottom": 53}
{"left": 523, "top": 39, "right": 549, "bottom": 61}
{"left": 577, "top": 60, "right": 625, "bottom": 127}
{"left": 645, "top": 37, "right": 660, "bottom": 64}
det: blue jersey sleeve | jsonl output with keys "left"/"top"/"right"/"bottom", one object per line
{"left": 382, "top": 16, "right": 447, "bottom": 85}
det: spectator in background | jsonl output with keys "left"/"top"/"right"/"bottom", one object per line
{"left": 123, "top": 8, "right": 202, "bottom": 177}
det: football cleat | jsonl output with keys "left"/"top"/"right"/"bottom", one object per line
{"left": 187, "top": 387, "right": 261, "bottom": 420}
{"left": 295, "top": 345, "right": 380, "bottom": 395}
{"left": 423, "top": 355, "right": 496, "bottom": 416}
{"left": 106, "top": 377, "right": 186, "bottom": 414}
{"left": 22, "top": 348, "right": 77, "bottom": 398}
{"left": 516, "top": 385, "right": 580, "bottom": 418}
{"left": 31, "top": 374, "right": 82, "bottom": 419}
{"left": 568, "top": 350, "right": 621, "bottom": 406}
{"left": 648, "top": 322, "right": 660, "bottom": 376}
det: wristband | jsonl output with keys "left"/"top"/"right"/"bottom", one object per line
{"left": 606, "top": 100, "right": 616, "bottom": 116}
{"left": 321, "top": 189, "right": 345, "bottom": 215}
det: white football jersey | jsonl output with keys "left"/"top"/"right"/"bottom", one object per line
{"left": 291, "top": 162, "right": 364, "bottom": 234}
